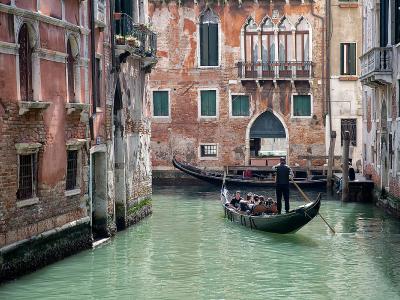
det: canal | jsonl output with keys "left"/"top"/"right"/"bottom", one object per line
{"left": 1, "top": 184, "right": 400, "bottom": 299}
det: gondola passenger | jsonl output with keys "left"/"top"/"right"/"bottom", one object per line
{"left": 230, "top": 191, "right": 242, "bottom": 209}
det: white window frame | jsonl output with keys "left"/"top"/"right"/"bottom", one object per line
{"left": 229, "top": 92, "right": 251, "bottom": 118}
{"left": 340, "top": 42, "right": 357, "bottom": 76}
{"left": 198, "top": 88, "right": 219, "bottom": 120}
{"left": 197, "top": 10, "right": 221, "bottom": 69}
{"left": 199, "top": 143, "right": 218, "bottom": 160}
{"left": 291, "top": 93, "right": 313, "bottom": 118}
{"left": 151, "top": 88, "right": 171, "bottom": 120}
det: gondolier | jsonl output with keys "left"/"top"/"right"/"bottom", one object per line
{"left": 273, "top": 157, "right": 293, "bottom": 214}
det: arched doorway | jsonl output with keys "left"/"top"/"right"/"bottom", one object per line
{"left": 246, "top": 110, "right": 288, "bottom": 166}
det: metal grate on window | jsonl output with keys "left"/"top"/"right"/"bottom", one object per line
{"left": 18, "top": 154, "right": 35, "bottom": 200}
{"left": 341, "top": 119, "right": 357, "bottom": 146}
{"left": 66, "top": 150, "right": 78, "bottom": 190}
{"left": 200, "top": 145, "right": 217, "bottom": 157}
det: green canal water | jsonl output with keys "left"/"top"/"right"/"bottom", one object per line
{"left": 1, "top": 184, "right": 400, "bottom": 299}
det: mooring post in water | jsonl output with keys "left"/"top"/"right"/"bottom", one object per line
{"left": 327, "top": 131, "right": 336, "bottom": 189}
{"left": 342, "top": 131, "right": 350, "bottom": 202}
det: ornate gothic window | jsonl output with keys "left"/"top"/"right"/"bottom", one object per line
{"left": 199, "top": 8, "right": 219, "bottom": 66}
{"left": 244, "top": 18, "right": 258, "bottom": 77}
{"left": 295, "top": 17, "right": 311, "bottom": 77}
{"left": 261, "top": 17, "right": 274, "bottom": 77}
{"left": 278, "top": 17, "right": 293, "bottom": 77}
{"left": 18, "top": 24, "right": 33, "bottom": 101}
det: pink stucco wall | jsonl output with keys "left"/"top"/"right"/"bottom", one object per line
{"left": 39, "top": 0, "right": 62, "bottom": 19}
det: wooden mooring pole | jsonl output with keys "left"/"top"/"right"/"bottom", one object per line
{"left": 327, "top": 131, "right": 336, "bottom": 189}
{"left": 342, "top": 131, "right": 350, "bottom": 202}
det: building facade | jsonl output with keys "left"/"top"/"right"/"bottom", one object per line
{"left": 149, "top": 0, "right": 327, "bottom": 175}
{"left": 0, "top": 0, "right": 157, "bottom": 280}
{"left": 360, "top": 0, "right": 400, "bottom": 214}
{"left": 326, "top": 0, "right": 363, "bottom": 169}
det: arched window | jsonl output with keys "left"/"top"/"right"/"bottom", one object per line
{"left": 199, "top": 8, "right": 219, "bottom": 66}
{"left": 243, "top": 18, "right": 258, "bottom": 78}
{"left": 295, "top": 18, "right": 310, "bottom": 62}
{"left": 261, "top": 17, "right": 274, "bottom": 77}
{"left": 67, "top": 40, "right": 76, "bottom": 102}
{"left": 278, "top": 17, "right": 293, "bottom": 77}
{"left": 18, "top": 24, "right": 33, "bottom": 101}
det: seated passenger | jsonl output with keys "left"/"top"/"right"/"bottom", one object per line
{"left": 265, "top": 197, "right": 278, "bottom": 214}
{"left": 230, "top": 191, "right": 242, "bottom": 209}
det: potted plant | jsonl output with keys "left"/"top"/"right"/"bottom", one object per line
{"left": 126, "top": 35, "right": 139, "bottom": 47}
{"left": 115, "top": 34, "right": 124, "bottom": 45}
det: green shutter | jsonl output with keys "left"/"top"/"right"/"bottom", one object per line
{"left": 293, "top": 95, "right": 311, "bottom": 116}
{"left": 201, "top": 90, "right": 216, "bottom": 116}
{"left": 349, "top": 43, "right": 356, "bottom": 75}
{"left": 340, "top": 44, "right": 344, "bottom": 75}
{"left": 208, "top": 23, "right": 218, "bottom": 66}
{"left": 200, "top": 24, "right": 209, "bottom": 66}
{"left": 153, "top": 91, "right": 168, "bottom": 116}
{"left": 232, "top": 95, "right": 249, "bottom": 116}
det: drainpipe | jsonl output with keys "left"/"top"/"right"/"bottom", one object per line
{"left": 90, "top": 0, "right": 96, "bottom": 115}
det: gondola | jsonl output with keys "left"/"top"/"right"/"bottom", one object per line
{"left": 221, "top": 186, "right": 321, "bottom": 234}
{"left": 172, "top": 157, "right": 326, "bottom": 187}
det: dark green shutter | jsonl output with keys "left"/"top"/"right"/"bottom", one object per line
{"left": 340, "top": 44, "right": 344, "bottom": 75}
{"left": 200, "top": 24, "right": 209, "bottom": 66}
{"left": 232, "top": 95, "right": 249, "bottom": 116}
{"left": 349, "top": 43, "right": 356, "bottom": 75}
{"left": 294, "top": 95, "right": 311, "bottom": 116}
{"left": 201, "top": 91, "right": 216, "bottom": 116}
{"left": 208, "top": 24, "right": 218, "bottom": 66}
{"left": 153, "top": 91, "right": 168, "bottom": 116}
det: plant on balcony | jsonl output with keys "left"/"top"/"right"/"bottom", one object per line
{"left": 126, "top": 35, "right": 141, "bottom": 48}
{"left": 115, "top": 34, "right": 125, "bottom": 45}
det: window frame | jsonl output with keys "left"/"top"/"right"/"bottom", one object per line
{"left": 197, "top": 10, "right": 221, "bottom": 68}
{"left": 291, "top": 93, "right": 313, "bottom": 118}
{"left": 340, "top": 42, "right": 357, "bottom": 76}
{"left": 229, "top": 92, "right": 251, "bottom": 118}
{"left": 198, "top": 88, "right": 219, "bottom": 119}
{"left": 17, "top": 153, "right": 38, "bottom": 201}
{"left": 66, "top": 149, "right": 79, "bottom": 191}
{"left": 199, "top": 143, "right": 218, "bottom": 160}
{"left": 340, "top": 118, "right": 358, "bottom": 147}
{"left": 65, "top": 140, "right": 84, "bottom": 197}
{"left": 152, "top": 89, "right": 171, "bottom": 119}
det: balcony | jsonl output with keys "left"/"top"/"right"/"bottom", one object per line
{"left": 237, "top": 61, "right": 312, "bottom": 81}
{"left": 360, "top": 47, "right": 392, "bottom": 87}
{"left": 114, "top": 13, "right": 157, "bottom": 67}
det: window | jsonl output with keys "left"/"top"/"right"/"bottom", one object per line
{"left": 397, "top": 149, "right": 400, "bottom": 173}
{"left": 261, "top": 18, "right": 274, "bottom": 77}
{"left": 200, "top": 90, "right": 216, "bottom": 117}
{"left": 278, "top": 18, "right": 293, "bottom": 77}
{"left": 153, "top": 91, "right": 169, "bottom": 117}
{"left": 66, "top": 150, "right": 78, "bottom": 190}
{"left": 340, "top": 43, "right": 356, "bottom": 75}
{"left": 200, "top": 144, "right": 217, "bottom": 157}
{"left": 295, "top": 18, "right": 310, "bottom": 77}
{"left": 293, "top": 95, "right": 311, "bottom": 117}
{"left": 17, "top": 154, "right": 37, "bottom": 200}
{"left": 67, "top": 40, "right": 76, "bottom": 103}
{"left": 380, "top": 0, "right": 389, "bottom": 47}
{"left": 199, "top": 8, "right": 219, "bottom": 66}
{"left": 232, "top": 95, "right": 249, "bottom": 116}
{"left": 18, "top": 24, "right": 33, "bottom": 101}
{"left": 395, "top": 0, "right": 400, "bottom": 44}
{"left": 95, "top": 57, "right": 101, "bottom": 108}
{"left": 341, "top": 119, "right": 357, "bottom": 146}
{"left": 389, "top": 133, "right": 393, "bottom": 170}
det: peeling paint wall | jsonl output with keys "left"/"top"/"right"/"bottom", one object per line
{"left": 149, "top": 0, "right": 327, "bottom": 171}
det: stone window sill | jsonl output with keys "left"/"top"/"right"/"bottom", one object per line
{"left": 199, "top": 157, "right": 218, "bottom": 161}
{"left": 66, "top": 103, "right": 90, "bottom": 115}
{"left": 16, "top": 197, "right": 39, "bottom": 208}
{"left": 18, "top": 101, "right": 51, "bottom": 116}
{"left": 66, "top": 138, "right": 86, "bottom": 150}
{"left": 65, "top": 189, "right": 81, "bottom": 197}
{"left": 339, "top": 76, "right": 358, "bottom": 81}
{"left": 339, "top": 3, "right": 359, "bottom": 8}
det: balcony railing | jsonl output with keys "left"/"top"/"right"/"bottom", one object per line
{"left": 114, "top": 13, "right": 157, "bottom": 58}
{"left": 360, "top": 47, "right": 392, "bottom": 81}
{"left": 237, "top": 61, "right": 312, "bottom": 80}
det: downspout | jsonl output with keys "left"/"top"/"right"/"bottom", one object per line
{"left": 90, "top": 0, "right": 96, "bottom": 115}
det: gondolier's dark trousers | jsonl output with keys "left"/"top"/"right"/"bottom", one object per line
{"left": 276, "top": 183, "right": 289, "bottom": 214}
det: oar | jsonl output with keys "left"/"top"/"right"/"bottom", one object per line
{"left": 291, "top": 178, "right": 336, "bottom": 234}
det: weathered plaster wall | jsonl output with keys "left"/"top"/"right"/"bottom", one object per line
{"left": 149, "top": 1, "right": 327, "bottom": 170}
{"left": 327, "top": 0, "right": 363, "bottom": 165}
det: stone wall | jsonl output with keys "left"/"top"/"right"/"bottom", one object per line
{"left": 149, "top": 1, "right": 327, "bottom": 172}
